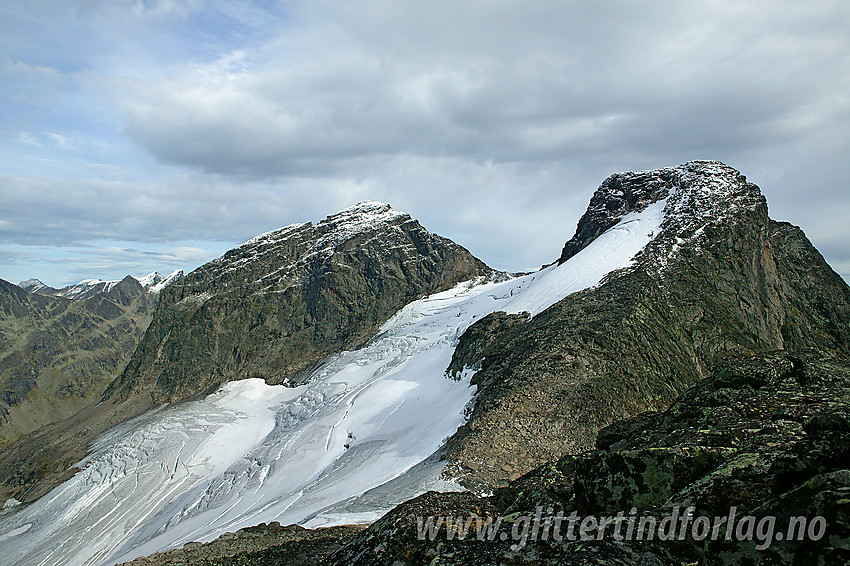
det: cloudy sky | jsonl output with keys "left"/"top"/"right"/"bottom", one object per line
{"left": 1, "top": 0, "right": 848, "bottom": 286}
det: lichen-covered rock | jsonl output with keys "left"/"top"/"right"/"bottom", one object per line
{"left": 118, "top": 522, "right": 366, "bottom": 566}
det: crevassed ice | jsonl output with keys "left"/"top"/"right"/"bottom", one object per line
{"left": 0, "top": 199, "right": 666, "bottom": 566}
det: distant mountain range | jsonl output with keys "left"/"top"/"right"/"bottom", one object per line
{"left": 0, "top": 161, "right": 847, "bottom": 566}
{"left": 0, "top": 271, "right": 183, "bottom": 447}
{"left": 18, "top": 270, "right": 183, "bottom": 300}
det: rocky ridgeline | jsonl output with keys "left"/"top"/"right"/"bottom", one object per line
{"left": 443, "top": 160, "right": 850, "bottom": 490}
{"left": 0, "top": 276, "right": 156, "bottom": 447}
{"left": 3, "top": 161, "right": 848, "bottom": 563}
{"left": 107, "top": 201, "right": 491, "bottom": 404}
{"left": 0, "top": 201, "right": 491, "bottom": 504}
{"left": 19, "top": 270, "right": 183, "bottom": 301}
{"left": 559, "top": 161, "right": 764, "bottom": 263}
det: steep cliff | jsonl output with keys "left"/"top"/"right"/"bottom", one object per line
{"left": 443, "top": 161, "right": 850, "bottom": 489}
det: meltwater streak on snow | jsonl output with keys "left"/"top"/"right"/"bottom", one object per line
{"left": 0, "top": 200, "right": 666, "bottom": 566}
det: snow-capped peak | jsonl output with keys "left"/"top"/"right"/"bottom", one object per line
{"left": 313, "top": 201, "right": 410, "bottom": 252}
{"left": 146, "top": 270, "right": 183, "bottom": 294}
{"left": 559, "top": 160, "right": 762, "bottom": 263}
{"left": 238, "top": 202, "right": 408, "bottom": 251}
{"left": 17, "top": 270, "right": 183, "bottom": 300}
{"left": 54, "top": 278, "right": 124, "bottom": 300}
{"left": 327, "top": 200, "right": 406, "bottom": 222}
{"left": 136, "top": 271, "right": 163, "bottom": 289}
{"left": 133, "top": 270, "right": 184, "bottom": 293}
{"left": 17, "top": 278, "right": 49, "bottom": 293}
{"left": 221, "top": 202, "right": 415, "bottom": 281}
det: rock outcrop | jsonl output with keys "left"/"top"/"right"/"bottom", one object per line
{"left": 125, "top": 351, "right": 850, "bottom": 565}
{"left": 443, "top": 161, "right": 850, "bottom": 490}
{"left": 107, "top": 201, "right": 490, "bottom": 405}
{"left": 119, "top": 523, "right": 367, "bottom": 566}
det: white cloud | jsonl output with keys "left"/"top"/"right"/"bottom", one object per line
{"left": 16, "top": 132, "right": 42, "bottom": 147}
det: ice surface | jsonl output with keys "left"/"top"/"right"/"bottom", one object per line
{"left": 0, "top": 200, "right": 666, "bottom": 566}
{"left": 504, "top": 199, "right": 666, "bottom": 316}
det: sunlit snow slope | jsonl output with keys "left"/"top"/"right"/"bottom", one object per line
{"left": 0, "top": 200, "right": 665, "bottom": 566}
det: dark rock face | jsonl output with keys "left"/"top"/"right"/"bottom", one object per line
{"left": 444, "top": 161, "right": 850, "bottom": 490}
{"left": 0, "top": 277, "right": 155, "bottom": 446}
{"left": 325, "top": 351, "right": 850, "bottom": 565}
{"left": 107, "top": 201, "right": 490, "bottom": 405}
{"left": 118, "top": 522, "right": 367, "bottom": 566}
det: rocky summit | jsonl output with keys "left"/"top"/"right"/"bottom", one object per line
{"left": 442, "top": 160, "right": 850, "bottom": 490}
{"left": 106, "top": 200, "right": 491, "bottom": 405}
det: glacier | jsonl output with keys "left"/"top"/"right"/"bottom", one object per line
{"left": 0, "top": 200, "right": 666, "bottom": 566}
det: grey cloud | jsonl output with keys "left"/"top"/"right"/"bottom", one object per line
{"left": 3, "top": 0, "right": 848, "bottom": 283}
{"left": 121, "top": 1, "right": 849, "bottom": 181}
{"left": 0, "top": 174, "right": 298, "bottom": 246}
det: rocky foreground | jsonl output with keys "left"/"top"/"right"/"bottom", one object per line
{"left": 125, "top": 351, "right": 849, "bottom": 565}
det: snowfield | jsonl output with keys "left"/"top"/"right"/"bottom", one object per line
{"left": 0, "top": 200, "right": 665, "bottom": 566}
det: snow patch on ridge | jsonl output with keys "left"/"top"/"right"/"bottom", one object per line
{"left": 506, "top": 198, "right": 667, "bottom": 316}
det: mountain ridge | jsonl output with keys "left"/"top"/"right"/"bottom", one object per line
{"left": 106, "top": 200, "right": 492, "bottom": 405}
{"left": 442, "top": 160, "right": 850, "bottom": 490}
{"left": 18, "top": 270, "right": 184, "bottom": 300}
{"left": 1, "top": 162, "right": 848, "bottom": 565}
{"left": 0, "top": 201, "right": 492, "bottom": 509}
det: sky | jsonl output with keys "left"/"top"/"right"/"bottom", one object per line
{"left": 1, "top": 0, "right": 848, "bottom": 287}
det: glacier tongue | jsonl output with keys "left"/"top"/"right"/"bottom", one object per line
{"left": 0, "top": 200, "right": 666, "bottom": 566}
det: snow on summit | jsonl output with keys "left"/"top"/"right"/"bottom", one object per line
{"left": 18, "top": 270, "right": 183, "bottom": 299}
{"left": 239, "top": 201, "right": 409, "bottom": 255}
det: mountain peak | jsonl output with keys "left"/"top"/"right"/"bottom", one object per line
{"left": 17, "top": 278, "right": 50, "bottom": 293}
{"left": 232, "top": 202, "right": 415, "bottom": 274}
{"left": 108, "top": 200, "right": 490, "bottom": 404}
{"left": 319, "top": 200, "right": 409, "bottom": 231}
{"left": 332, "top": 200, "right": 398, "bottom": 217}
{"left": 135, "top": 270, "right": 184, "bottom": 293}
{"left": 314, "top": 201, "right": 411, "bottom": 253}
{"left": 559, "top": 160, "right": 764, "bottom": 263}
